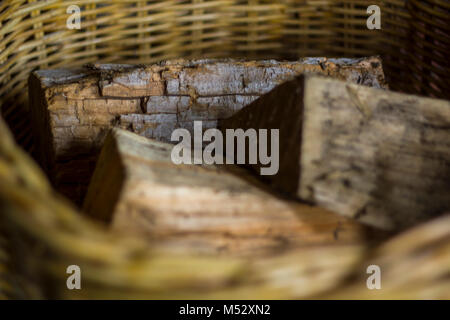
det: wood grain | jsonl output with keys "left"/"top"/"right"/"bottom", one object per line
{"left": 219, "top": 75, "right": 450, "bottom": 230}
{"left": 83, "top": 128, "right": 372, "bottom": 257}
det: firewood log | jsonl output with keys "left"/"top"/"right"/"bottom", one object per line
{"left": 83, "top": 128, "right": 372, "bottom": 256}
{"left": 219, "top": 75, "right": 450, "bottom": 230}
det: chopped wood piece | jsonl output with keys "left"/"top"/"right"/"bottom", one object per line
{"left": 219, "top": 75, "right": 450, "bottom": 230}
{"left": 83, "top": 128, "right": 371, "bottom": 256}
{"left": 29, "top": 57, "right": 387, "bottom": 204}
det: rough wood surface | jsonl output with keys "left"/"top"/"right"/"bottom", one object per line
{"left": 98, "top": 58, "right": 387, "bottom": 97}
{"left": 83, "top": 128, "right": 373, "bottom": 256}
{"left": 29, "top": 57, "right": 386, "bottom": 204}
{"left": 219, "top": 75, "right": 450, "bottom": 230}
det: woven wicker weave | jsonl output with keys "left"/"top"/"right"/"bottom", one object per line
{"left": 406, "top": 0, "right": 450, "bottom": 98}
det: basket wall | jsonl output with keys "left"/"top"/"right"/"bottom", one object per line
{"left": 0, "top": 1, "right": 450, "bottom": 300}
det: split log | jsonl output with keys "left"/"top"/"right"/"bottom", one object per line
{"left": 83, "top": 128, "right": 372, "bottom": 256}
{"left": 219, "top": 75, "right": 450, "bottom": 230}
{"left": 29, "top": 57, "right": 386, "bottom": 204}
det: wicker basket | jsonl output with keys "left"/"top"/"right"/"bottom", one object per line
{"left": 406, "top": 0, "right": 450, "bottom": 98}
{"left": 0, "top": 1, "right": 449, "bottom": 299}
